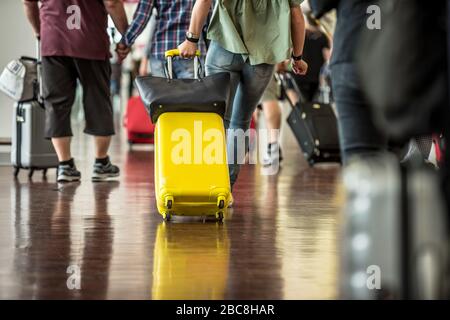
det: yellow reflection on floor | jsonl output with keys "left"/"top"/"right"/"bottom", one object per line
{"left": 152, "top": 222, "right": 230, "bottom": 300}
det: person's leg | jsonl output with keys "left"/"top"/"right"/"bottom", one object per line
{"left": 42, "top": 57, "right": 77, "bottom": 161}
{"left": 173, "top": 58, "right": 200, "bottom": 79}
{"left": 260, "top": 76, "right": 283, "bottom": 166}
{"left": 74, "top": 59, "right": 119, "bottom": 181}
{"left": 443, "top": 0, "right": 450, "bottom": 222}
{"left": 262, "top": 100, "right": 281, "bottom": 142}
{"left": 261, "top": 77, "right": 281, "bottom": 143}
{"left": 42, "top": 57, "right": 81, "bottom": 182}
{"left": 227, "top": 62, "right": 275, "bottom": 185}
{"left": 150, "top": 58, "right": 167, "bottom": 77}
{"left": 94, "top": 136, "right": 111, "bottom": 159}
{"left": 205, "top": 41, "right": 242, "bottom": 129}
{"left": 331, "top": 63, "right": 388, "bottom": 164}
{"left": 205, "top": 41, "right": 253, "bottom": 186}
{"left": 52, "top": 137, "right": 72, "bottom": 162}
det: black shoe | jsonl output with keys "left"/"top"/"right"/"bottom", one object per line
{"left": 92, "top": 159, "right": 120, "bottom": 182}
{"left": 57, "top": 163, "right": 81, "bottom": 182}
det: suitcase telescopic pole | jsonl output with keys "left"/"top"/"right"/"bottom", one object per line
{"left": 36, "top": 38, "right": 43, "bottom": 104}
{"left": 165, "top": 49, "right": 201, "bottom": 80}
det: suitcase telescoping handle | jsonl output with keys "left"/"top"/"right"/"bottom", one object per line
{"left": 164, "top": 49, "right": 201, "bottom": 80}
{"left": 276, "top": 72, "right": 308, "bottom": 108}
{"left": 36, "top": 38, "right": 43, "bottom": 104}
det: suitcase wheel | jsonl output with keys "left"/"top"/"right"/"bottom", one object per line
{"left": 13, "top": 167, "right": 20, "bottom": 177}
{"left": 165, "top": 196, "right": 174, "bottom": 210}
{"left": 216, "top": 211, "right": 224, "bottom": 222}
{"left": 217, "top": 196, "right": 226, "bottom": 209}
{"left": 162, "top": 212, "right": 172, "bottom": 221}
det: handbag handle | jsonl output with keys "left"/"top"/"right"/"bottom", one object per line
{"left": 164, "top": 49, "right": 201, "bottom": 80}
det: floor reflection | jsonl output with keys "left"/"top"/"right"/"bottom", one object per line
{"left": 276, "top": 168, "right": 339, "bottom": 299}
{"left": 7, "top": 180, "right": 118, "bottom": 299}
{"left": 0, "top": 121, "right": 341, "bottom": 299}
{"left": 79, "top": 182, "right": 117, "bottom": 299}
{"left": 11, "top": 180, "right": 76, "bottom": 299}
{"left": 225, "top": 167, "right": 284, "bottom": 299}
{"left": 152, "top": 222, "right": 229, "bottom": 300}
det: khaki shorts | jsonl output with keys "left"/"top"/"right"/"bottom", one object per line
{"left": 260, "top": 75, "right": 280, "bottom": 103}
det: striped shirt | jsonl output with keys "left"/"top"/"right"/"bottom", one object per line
{"left": 122, "top": 0, "right": 208, "bottom": 60}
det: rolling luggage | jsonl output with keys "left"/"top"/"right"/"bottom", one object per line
{"left": 12, "top": 101, "right": 58, "bottom": 178}
{"left": 135, "top": 50, "right": 232, "bottom": 221}
{"left": 124, "top": 96, "right": 155, "bottom": 147}
{"left": 341, "top": 153, "right": 449, "bottom": 299}
{"left": 8, "top": 40, "right": 58, "bottom": 178}
{"left": 280, "top": 72, "right": 340, "bottom": 166}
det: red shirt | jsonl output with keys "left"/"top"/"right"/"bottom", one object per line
{"left": 26, "top": 0, "right": 110, "bottom": 60}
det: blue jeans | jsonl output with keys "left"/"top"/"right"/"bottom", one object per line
{"left": 205, "top": 41, "right": 274, "bottom": 186}
{"left": 150, "top": 57, "right": 200, "bottom": 79}
{"left": 331, "top": 63, "right": 387, "bottom": 164}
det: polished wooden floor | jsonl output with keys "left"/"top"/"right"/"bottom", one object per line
{"left": 0, "top": 108, "right": 341, "bottom": 299}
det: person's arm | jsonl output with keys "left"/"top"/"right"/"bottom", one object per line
{"left": 323, "top": 47, "right": 331, "bottom": 62}
{"left": 139, "top": 56, "right": 149, "bottom": 76}
{"left": 178, "top": 0, "right": 212, "bottom": 58}
{"left": 104, "top": 0, "right": 129, "bottom": 35}
{"left": 290, "top": 5, "right": 308, "bottom": 75}
{"left": 120, "top": 0, "right": 153, "bottom": 47}
{"left": 116, "top": 0, "right": 153, "bottom": 61}
{"left": 319, "top": 31, "right": 332, "bottom": 62}
{"left": 22, "top": 0, "right": 40, "bottom": 37}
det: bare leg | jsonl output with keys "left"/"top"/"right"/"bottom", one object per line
{"left": 95, "top": 136, "right": 112, "bottom": 159}
{"left": 287, "top": 89, "right": 300, "bottom": 107}
{"left": 52, "top": 137, "right": 72, "bottom": 162}
{"left": 262, "top": 100, "right": 281, "bottom": 144}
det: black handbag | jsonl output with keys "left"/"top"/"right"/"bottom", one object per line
{"left": 357, "top": 0, "right": 448, "bottom": 142}
{"left": 134, "top": 58, "right": 231, "bottom": 123}
{"left": 309, "top": 0, "right": 340, "bottom": 19}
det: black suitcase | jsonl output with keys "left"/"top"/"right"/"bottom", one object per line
{"left": 341, "top": 153, "right": 449, "bottom": 299}
{"left": 280, "top": 73, "right": 340, "bottom": 166}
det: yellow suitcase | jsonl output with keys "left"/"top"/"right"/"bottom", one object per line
{"left": 151, "top": 49, "right": 232, "bottom": 221}
{"left": 155, "top": 111, "right": 232, "bottom": 220}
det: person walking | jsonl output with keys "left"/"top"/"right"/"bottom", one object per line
{"left": 178, "top": 0, "right": 308, "bottom": 187}
{"left": 327, "top": 0, "right": 388, "bottom": 163}
{"left": 118, "top": 0, "right": 210, "bottom": 78}
{"left": 23, "top": 0, "right": 129, "bottom": 182}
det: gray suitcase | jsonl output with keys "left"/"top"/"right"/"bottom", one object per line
{"left": 11, "top": 40, "right": 58, "bottom": 179}
{"left": 341, "top": 153, "right": 449, "bottom": 299}
{"left": 11, "top": 101, "right": 58, "bottom": 178}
